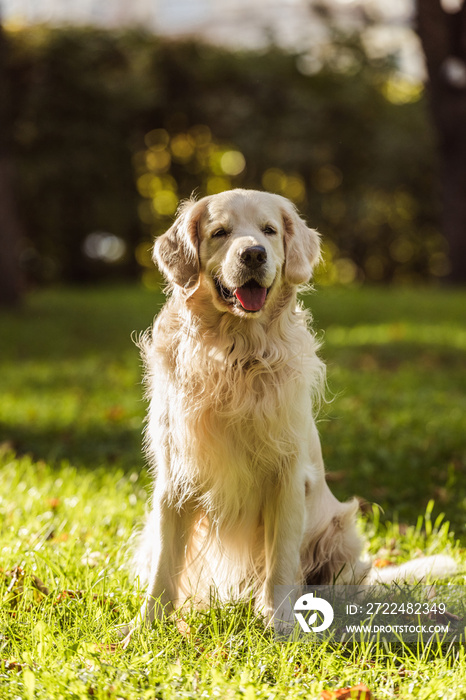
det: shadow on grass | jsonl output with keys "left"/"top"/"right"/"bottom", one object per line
{"left": 1, "top": 421, "right": 144, "bottom": 473}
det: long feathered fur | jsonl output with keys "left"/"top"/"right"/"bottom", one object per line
{"left": 134, "top": 279, "right": 327, "bottom": 602}
{"left": 127, "top": 189, "right": 455, "bottom": 638}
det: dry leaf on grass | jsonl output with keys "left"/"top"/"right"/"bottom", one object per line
{"left": 3, "top": 566, "right": 50, "bottom": 598}
{"left": 55, "top": 589, "right": 84, "bottom": 602}
{"left": 5, "top": 566, "right": 25, "bottom": 596}
{"left": 1, "top": 660, "right": 25, "bottom": 673}
{"left": 427, "top": 609, "right": 463, "bottom": 624}
{"left": 321, "top": 682, "right": 374, "bottom": 700}
{"left": 92, "top": 642, "right": 124, "bottom": 655}
{"left": 31, "top": 574, "right": 50, "bottom": 596}
{"left": 176, "top": 618, "right": 192, "bottom": 637}
{"left": 373, "top": 558, "right": 393, "bottom": 569}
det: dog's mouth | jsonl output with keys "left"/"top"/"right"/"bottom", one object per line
{"left": 214, "top": 278, "right": 270, "bottom": 313}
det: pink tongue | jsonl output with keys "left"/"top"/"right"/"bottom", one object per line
{"left": 234, "top": 284, "right": 267, "bottom": 311}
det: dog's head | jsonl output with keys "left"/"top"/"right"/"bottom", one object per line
{"left": 154, "top": 189, "right": 320, "bottom": 318}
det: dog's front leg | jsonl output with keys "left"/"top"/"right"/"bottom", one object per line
{"left": 260, "top": 474, "right": 305, "bottom": 632}
{"left": 125, "top": 488, "right": 194, "bottom": 639}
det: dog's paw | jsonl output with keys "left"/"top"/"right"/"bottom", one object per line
{"left": 115, "top": 620, "right": 138, "bottom": 649}
{"left": 116, "top": 596, "right": 175, "bottom": 647}
{"left": 116, "top": 614, "right": 158, "bottom": 648}
{"left": 258, "top": 599, "right": 298, "bottom": 637}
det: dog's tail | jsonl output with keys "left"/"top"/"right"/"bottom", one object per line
{"left": 366, "top": 554, "right": 457, "bottom": 584}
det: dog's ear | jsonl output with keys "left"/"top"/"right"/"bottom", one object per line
{"left": 281, "top": 200, "right": 321, "bottom": 285}
{"left": 153, "top": 199, "right": 202, "bottom": 289}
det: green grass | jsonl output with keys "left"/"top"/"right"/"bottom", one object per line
{"left": 1, "top": 284, "right": 466, "bottom": 699}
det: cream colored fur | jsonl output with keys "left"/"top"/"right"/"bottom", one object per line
{"left": 126, "top": 189, "right": 454, "bottom": 638}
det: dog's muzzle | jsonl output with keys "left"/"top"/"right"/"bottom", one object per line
{"left": 214, "top": 245, "right": 272, "bottom": 313}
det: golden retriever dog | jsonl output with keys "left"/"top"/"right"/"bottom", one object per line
{"left": 126, "top": 188, "right": 455, "bottom": 638}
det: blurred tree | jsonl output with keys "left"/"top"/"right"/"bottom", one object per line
{"left": 0, "top": 22, "right": 23, "bottom": 305}
{"left": 4, "top": 27, "right": 448, "bottom": 286}
{"left": 416, "top": 0, "right": 466, "bottom": 283}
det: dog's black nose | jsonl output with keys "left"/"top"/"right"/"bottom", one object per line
{"left": 239, "top": 245, "right": 267, "bottom": 268}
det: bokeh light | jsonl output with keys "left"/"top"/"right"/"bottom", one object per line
{"left": 83, "top": 232, "right": 126, "bottom": 263}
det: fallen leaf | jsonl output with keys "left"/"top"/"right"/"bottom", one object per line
{"left": 93, "top": 643, "right": 124, "bottom": 655}
{"left": 397, "top": 666, "right": 413, "bottom": 678}
{"left": 4, "top": 566, "right": 25, "bottom": 607}
{"left": 31, "top": 574, "right": 50, "bottom": 596}
{"left": 3, "top": 567, "right": 49, "bottom": 599}
{"left": 321, "top": 683, "right": 373, "bottom": 700}
{"left": 55, "top": 589, "right": 84, "bottom": 603}
{"left": 373, "top": 559, "right": 393, "bottom": 569}
{"left": 176, "top": 619, "right": 191, "bottom": 637}
{"left": 427, "top": 609, "right": 463, "bottom": 624}
{"left": 204, "top": 646, "right": 229, "bottom": 664}
{"left": 5, "top": 566, "right": 25, "bottom": 592}
{"left": 1, "top": 660, "right": 24, "bottom": 673}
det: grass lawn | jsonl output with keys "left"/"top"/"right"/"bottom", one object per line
{"left": 1, "top": 283, "right": 465, "bottom": 699}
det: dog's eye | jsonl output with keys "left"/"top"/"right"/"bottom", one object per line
{"left": 262, "top": 225, "right": 277, "bottom": 235}
{"left": 212, "top": 228, "right": 228, "bottom": 238}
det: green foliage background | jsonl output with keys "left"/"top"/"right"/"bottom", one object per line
{"left": 5, "top": 26, "right": 449, "bottom": 286}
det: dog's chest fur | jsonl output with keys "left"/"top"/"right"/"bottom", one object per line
{"left": 143, "top": 299, "right": 324, "bottom": 524}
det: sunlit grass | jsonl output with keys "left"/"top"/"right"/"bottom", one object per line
{"left": 1, "top": 284, "right": 466, "bottom": 698}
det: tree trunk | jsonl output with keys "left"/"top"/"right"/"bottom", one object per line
{"left": 416, "top": 0, "right": 466, "bottom": 284}
{"left": 0, "top": 22, "right": 23, "bottom": 306}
